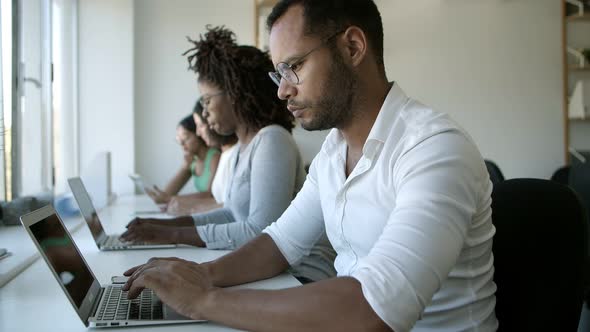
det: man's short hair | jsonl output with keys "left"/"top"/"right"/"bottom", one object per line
{"left": 266, "top": 0, "right": 384, "bottom": 67}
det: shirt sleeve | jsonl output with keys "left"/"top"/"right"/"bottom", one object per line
{"left": 350, "top": 131, "right": 486, "bottom": 332}
{"left": 263, "top": 154, "right": 326, "bottom": 266}
{"left": 194, "top": 130, "right": 303, "bottom": 250}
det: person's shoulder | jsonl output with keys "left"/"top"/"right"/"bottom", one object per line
{"left": 399, "top": 101, "right": 455, "bottom": 130}
{"left": 256, "top": 125, "right": 294, "bottom": 144}
{"left": 395, "top": 101, "right": 469, "bottom": 148}
{"left": 258, "top": 124, "right": 291, "bottom": 136}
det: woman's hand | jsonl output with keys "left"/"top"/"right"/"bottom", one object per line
{"left": 145, "top": 185, "right": 173, "bottom": 204}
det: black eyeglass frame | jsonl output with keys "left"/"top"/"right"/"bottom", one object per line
{"left": 268, "top": 29, "right": 347, "bottom": 87}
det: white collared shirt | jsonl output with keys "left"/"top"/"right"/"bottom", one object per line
{"left": 264, "top": 83, "right": 498, "bottom": 331}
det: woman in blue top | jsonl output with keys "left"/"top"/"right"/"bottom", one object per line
{"left": 146, "top": 114, "right": 220, "bottom": 207}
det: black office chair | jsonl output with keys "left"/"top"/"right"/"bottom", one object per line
{"left": 550, "top": 165, "right": 571, "bottom": 185}
{"left": 484, "top": 159, "right": 505, "bottom": 186}
{"left": 491, "top": 178, "right": 588, "bottom": 331}
{"left": 570, "top": 163, "right": 590, "bottom": 304}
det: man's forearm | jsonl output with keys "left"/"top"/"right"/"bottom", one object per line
{"left": 199, "top": 277, "right": 391, "bottom": 332}
{"left": 205, "top": 234, "right": 290, "bottom": 287}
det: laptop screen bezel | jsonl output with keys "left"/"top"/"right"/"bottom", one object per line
{"left": 67, "top": 177, "right": 108, "bottom": 247}
{"left": 20, "top": 205, "right": 102, "bottom": 326}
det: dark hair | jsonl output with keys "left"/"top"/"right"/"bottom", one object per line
{"left": 183, "top": 26, "right": 294, "bottom": 133}
{"left": 178, "top": 114, "right": 196, "bottom": 133}
{"left": 193, "top": 98, "right": 204, "bottom": 116}
{"left": 267, "top": 0, "right": 384, "bottom": 69}
{"left": 192, "top": 99, "right": 238, "bottom": 146}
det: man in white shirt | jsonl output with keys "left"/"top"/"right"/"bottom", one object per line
{"left": 122, "top": 0, "right": 498, "bottom": 331}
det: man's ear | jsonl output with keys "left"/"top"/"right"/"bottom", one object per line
{"left": 341, "top": 26, "right": 367, "bottom": 67}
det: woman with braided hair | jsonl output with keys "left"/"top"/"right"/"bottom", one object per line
{"left": 122, "top": 26, "right": 336, "bottom": 283}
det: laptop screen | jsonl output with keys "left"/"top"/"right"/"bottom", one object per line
{"left": 29, "top": 213, "right": 95, "bottom": 308}
{"left": 68, "top": 178, "right": 107, "bottom": 242}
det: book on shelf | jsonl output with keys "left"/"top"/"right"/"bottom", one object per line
{"left": 569, "top": 81, "right": 589, "bottom": 120}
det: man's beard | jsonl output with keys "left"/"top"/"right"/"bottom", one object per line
{"left": 299, "top": 49, "right": 358, "bottom": 131}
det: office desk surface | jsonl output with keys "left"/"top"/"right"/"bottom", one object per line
{"left": 0, "top": 195, "right": 300, "bottom": 331}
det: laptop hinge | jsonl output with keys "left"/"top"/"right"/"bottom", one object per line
{"left": 97, "top": 233, "right": 108, "bottom": 248}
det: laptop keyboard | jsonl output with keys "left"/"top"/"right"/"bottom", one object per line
{"left": 96, "top": 285, "right": 163, "bottom": 321}
{"left": 104, "top": 236, "right": 146, "bottom": 248}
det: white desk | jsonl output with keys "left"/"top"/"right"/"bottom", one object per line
{"left": 0, "top": 195, "right": 300, "bottom": 331}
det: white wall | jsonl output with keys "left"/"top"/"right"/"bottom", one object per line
{"left": 53, "top": 0, "right": 79, "bottom": 195}
{"left": 99, "top": 0, "right": 567, "bottom": 190}
{"left": 376, "top": 0, "right": 564, "bottom": 179}
{"left": 134, "top": 0, "right": 255, "bottom": 190}
{"left": 79, "top": 0, "right": 134, "bottom": 194}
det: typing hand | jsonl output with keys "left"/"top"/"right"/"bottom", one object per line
{"left": 145, "top": 186, "right": 172, "bottom": 204}
{"left": 125, "top": 217, "right": 166, "bottom": 228}
{"left": 120, "top": 222, "right": 178, "bottom": 244}
{"left": 123, "top": 257, "right": 215, "bottom": 320}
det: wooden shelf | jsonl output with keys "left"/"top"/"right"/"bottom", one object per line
{"left": 569, "top": 117, "right": 590, "bottom": 122}
{"left": 567, "top": 14, "right": 590, "bottom": 22}
{"left": 569, "top": 65, "right": 590, "bottom": 72}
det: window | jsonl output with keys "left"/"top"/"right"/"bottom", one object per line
{"left": 1, "top": 0, "right": 53, "bottom": 200}
{"left": 0, "top": 0, "right": 78, "bottom": 203}
{"left": 1, "top": 0, "right": 14, "bottom": 201}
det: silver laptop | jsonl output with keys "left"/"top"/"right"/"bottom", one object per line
{"left": 68, "top": 177, "right": 176, "bottom": 250}
{"left": 19, "top": 205, "right": 203, "bottom": 328}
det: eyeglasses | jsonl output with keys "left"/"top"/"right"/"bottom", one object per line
{"left": 199, "top": 91, "right": 225, "bottom": 108}
{"left": 268, "top": 29, "right": 346, "bottom": 87}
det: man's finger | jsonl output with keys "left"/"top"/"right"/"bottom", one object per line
{"left": 125, "top": 273, "right": 148, "bottom": 299}
{"left": 126, "top": 264, "right": 167, "bottom": 298}
{"left": 123, "top": 263, "right": 145, "bottom": 277}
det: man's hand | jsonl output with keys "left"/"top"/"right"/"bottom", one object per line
{"left": 146, "top": 185, "right": 173, "bottom": 204}
{"left": 123, "top": 257, "right": 216, "bottom": 320}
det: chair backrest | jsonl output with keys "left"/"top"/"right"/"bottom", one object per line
{"left": 569, "top": 163, "right": 590, "bottom": 305}
{"left": 491, "top": 178, "right": 588, "bottom": 331}
{"left": 485, "top": 159, "right": 505, "bottom": 185}
{"left": 570, "top": 163, "right": 590, "bottom": 220}
{"left": 550, "top": 165, "right": 571, "bottom": 185}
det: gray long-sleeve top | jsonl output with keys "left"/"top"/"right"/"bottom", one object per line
{"left": 193, "top": 125, "right": 336, "bottom": 281}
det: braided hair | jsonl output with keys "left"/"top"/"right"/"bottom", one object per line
{"left": 182, "top": 26, "right": 294, "bottom": 133}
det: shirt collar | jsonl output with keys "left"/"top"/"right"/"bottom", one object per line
{"left": 362, "top": 82, "right": 408, "bottom": 160}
